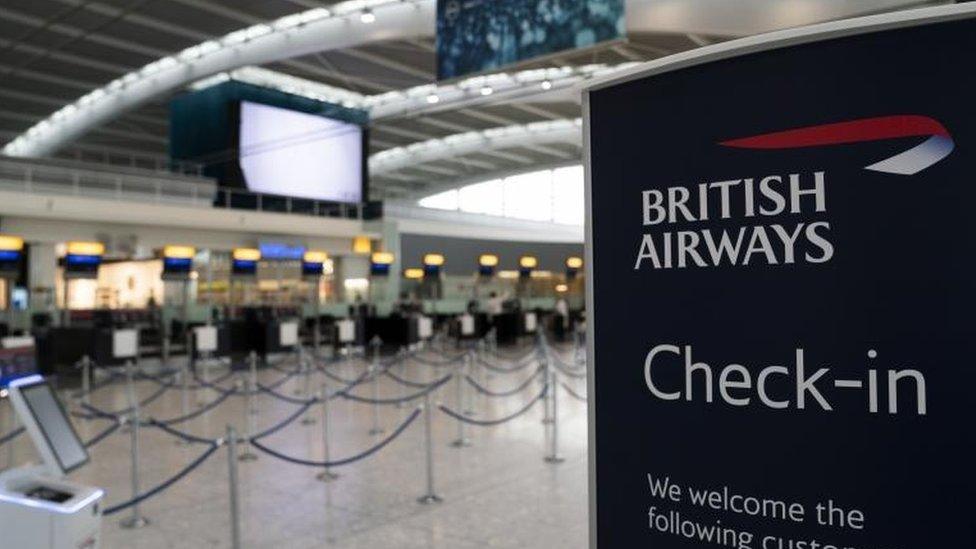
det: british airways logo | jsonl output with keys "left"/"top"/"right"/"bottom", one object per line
{"left": 719, "top": 115, "right": 954, "bottom": 175}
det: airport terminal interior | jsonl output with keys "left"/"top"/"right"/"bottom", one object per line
{"left": 0, "top": 0, "right": 964, "bottom": 547}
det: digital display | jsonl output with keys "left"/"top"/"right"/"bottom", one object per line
{"left": 232, "top": 259, "right": 257, "bottom": 277}
{"left": 302, "top": 262, "right": 324, "bottom": 277}
{"left": 370, "top": 263, "right": 391, "bottom": 277}
{"left": 424, "top": 264, "right": 441, "bottom": 276}
{"left": 163, "top": 257, "right": 192, "bottom": 273}
{"left": 64, "top": 254, "right": 100, "bottom": 279}
{"left": 21, "top": 380, "right": 89, "bottom": 473}
{"left": 259, "top": 243, "right": 305, "bottom": 261}
{"left": 239, "top": 101, "right": 364, "bottom": 203}
{"left": 437, "top": 0, "right": 626, "bottom": 79}
{"left": 0, "top": 250, "right": 20, "bottom": 262}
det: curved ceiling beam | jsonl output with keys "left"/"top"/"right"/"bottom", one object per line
{"left": 3, "top": 0, "right": 930, "bottom": 158}
{"left": 369, "top": 119, "right": 582, "bottom": 176}
{"left": 4, "top": 0, "right": 434, "bottom": 157}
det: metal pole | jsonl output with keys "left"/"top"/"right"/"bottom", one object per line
{"left": 450, "top": 354, "right": 471, "bottom": 448}
{"left": 316, "top": 383, "right": 339, "bottom": 482}
{"left": 416, "top": 393, "right": 442, "bottom": 504}
{"left": 248, "top": 352, "right": 259, "bottom": 416}
{"left": 226, "top": 425, "right": 242, "bottom": 549}
{"left": 368, "top": 359, "right": 383, "bottom": 436}
{"left": 300, "top": 347, "right": 316, "bottom": 426}
{"left": 120, "top": 360, "right": 149, "bottom": 529}
{"left": 464, "top": 349, "right": 476, "bottom": 416}
{"left": 81, "top": 355, "right": 91, "bottom": 406}
{"left": 177, "top": 357, "right": 190, "bottom": 447}
{"left": 395, "top": 348, "right": 406, "bottom": 410}
{"left": 197, "top": 350, "right": 210, "bottom": 407}
{"left": 544, "top": 366, "right": 564, "bottom": 464}
{"left": 238, "top": 376, "right": 257, "bottom": 462}
{"left": 541, "top": 342, "right": 553, "bottom": 425}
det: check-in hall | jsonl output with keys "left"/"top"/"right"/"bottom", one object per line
{"left": 0, "top": 1, "right": 971, "bottom": 547}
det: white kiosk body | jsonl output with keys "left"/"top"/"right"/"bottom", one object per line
{"left": 1, "top": 375, "right": 103, "bottom": 549}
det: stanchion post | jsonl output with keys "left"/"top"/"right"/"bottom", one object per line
{"left": 368, "top": 336, "right": 384, "bottom": 435}
{"left": 417, "top": 393, "right": 442, "bottom": 504}
{"left": 316, "top": 383, "right": 339, "bottom": 482}
{"left": 177, "top": 357, "right": 190, "bottom": 447}
{"left": 80, "top": 355, "right": 91, "bottom": 406}
{"left": 238, "top": 376, "right": 257, "bottom": 462}
{"left": 395, "top": 347, "right": 406, "bottom": 409}
{"left": 541, "top": 346, "right": 553, "bottom": 425}
{"left": 248, "top": 351, "right": 259, "bottom": 416}
{"left": 450, "top": 355, "right": 471, "bottom": 448}
{"left": 197, "top": 349, "right": 211, "bottom": 406}
{"left": 226, "top": 425, "right": 242, "bottom": 549}
{"left": 300, "top": 346, "right": 317, "bottom": 425}
{"left": 120, "top": 359, "right": 150, "bottom": 529}
{"left": 544, "top": 366, "right": 564, "bottom": 464}
{"left": 294, "top": 345, "right": 305, "bottom": 396}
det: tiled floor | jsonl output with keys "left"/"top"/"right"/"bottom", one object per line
{"left": 1, "top": 344, "right": 589, "bottom": 548}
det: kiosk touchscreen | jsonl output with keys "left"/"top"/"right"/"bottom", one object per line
{"left": 1, "top": 375, "right": 103, "bottom": 549}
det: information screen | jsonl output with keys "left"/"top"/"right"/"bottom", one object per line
{"left": 238, "top": 101, "right": 364, "bottom": 203}
{"left": 21, "top": 381, "right": 89, "bottom": 474}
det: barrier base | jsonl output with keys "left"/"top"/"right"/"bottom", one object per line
{"left": 368, "top": 427, "right": 385, "bottom": 436}
{"left": 544, "top": 455, "right": 565, "bottom": 464}
{"left": 450, "top": 438, "right": 471, "bottom": 448}
{"left": 541, "top": 418, "right": 554, "bottom": 425}
{"left": 239, "top": 452, "right": 258, "bottom": 462}
{"left": 316, "top": 470, "right": 340, "bottom": 482}
{"left": 417, "top": 494, "right": 443, "bottom": 505}
{"left": 301, "top": 416, "right": 318, "bottom": 425}
{"left": 120, "top": 516, "right": 150, "bottom": 529}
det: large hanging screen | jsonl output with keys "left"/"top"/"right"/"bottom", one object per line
{"left": 437, "top": 0, "right": 625, "bottom": 80}
{"left": 238, "top": 101, "right": 364, "bottom": 203}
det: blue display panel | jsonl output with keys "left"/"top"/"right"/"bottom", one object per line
{"left": 370, "top": 263, "right": 391, "bottom": 277}
{"left": 0, "top": 347, "right": 37, "bottom": 389}
{"left": 302, "top": 262, "right": 324, "bottom": 277}
{"left": 232, "top": 259, "right": 257, "bottom": 277}
{"left": 63, "top": 254, "right": 100, "bottom": 278}
{"left": 437, "top": 0, "right": 625, "bottom": 80}
{"left": 259, "top": 243, "right": 306, "bottom": 261}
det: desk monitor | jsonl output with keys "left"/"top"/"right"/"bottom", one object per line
{"left": 8, "top": 376, "right": 89, "bottom": 476}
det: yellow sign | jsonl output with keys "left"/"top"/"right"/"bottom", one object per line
{"left": 303, "top": 250, "right": 328, "bottom": 263}
{"left": 479, "top": 254, "right": 499, "bottom": 267}
{"left": 353, "top": 236, "right": 372, "bottom": 255}
{"left": 519, "top": 255, "right": 538, "bottom": 269}
{"left": 0, "top": 235, "right": 24, "bottom": 252}
{"left": 566, "top": 256, "right": 584, "bottom": 269}
{"left": 371, "top": 251, "right": 395, "bottom": 265}
{"left": 66, "top": 241, "right": 105, "bottom": 256}
{"left": 163, "top": 245, "right": 196, "bottom": 259}
{"left": 403, "top": 268, "right": 424, "bottom": 279}
{"left": 233, "top": 248, "right": 261, "bottom": 261}
{"left": 423, "top": 253, "right": 445, "bottom": 266}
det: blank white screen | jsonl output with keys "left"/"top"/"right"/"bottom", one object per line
{"left": 239, "top": 101, "right": 363, "bottom": 203}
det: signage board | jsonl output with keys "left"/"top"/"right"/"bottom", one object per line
{"left": 418, "top": 316, "right": 434, "bottom": 340}
{"left": 112, "top": 329, "right": 138, "bottom": 359}
{"left": 0, "top": 346, "right": 37, "bottom": 389}
{"left": 436, "top": 0, "right": 625, "bottom": 80}
{"left": 584, "top": 5, "right": 976, "bottom": 548}
{"left": 279, "top": 321, "right": 299, "bottom": 348}
{"left": 337, "top": 319, "right": 356, "bottom": 344}
{"left": 194, "top": 326, "right": 219, "bottom": 353}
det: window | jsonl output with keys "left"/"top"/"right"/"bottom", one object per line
{"left": 418, "top": 189, "right": 459, "bottom": 210}
{"left": 417, "top": 165, "right": 584, "bottom": 225}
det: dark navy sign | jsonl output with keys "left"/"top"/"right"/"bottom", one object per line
{"left": 586, "top": 8, "right": 976, "bottom": 548}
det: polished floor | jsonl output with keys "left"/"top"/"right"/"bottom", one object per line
{"left": 1, "top": 342, "right": 589, "bottom": 548}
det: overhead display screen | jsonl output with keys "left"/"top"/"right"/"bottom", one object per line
{"left": 437, "top": 0, "right": 625, "bottom": 80}
{"left": 238, "top": 101, "right": 364, "bottom": 203}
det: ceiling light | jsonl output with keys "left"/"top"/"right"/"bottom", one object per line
{"left": 426, "top": 93, "right": 440, "bottom": 104}
{"left": 360, "top": 9, "right": 375, "bottom": 24}
{"left": 541, "top": 80, "right": 553, "bottom": 90}
{"left": 480, "top": 86, "right": 493, "bottom": 96}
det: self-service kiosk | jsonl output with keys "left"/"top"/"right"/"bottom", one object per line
{"left": 0, "top": 375, "right": 103, "bottom": 548}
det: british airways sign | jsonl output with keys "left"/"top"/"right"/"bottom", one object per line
{"left": 585, "top": 5, "right": 976, "bottom": 549}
